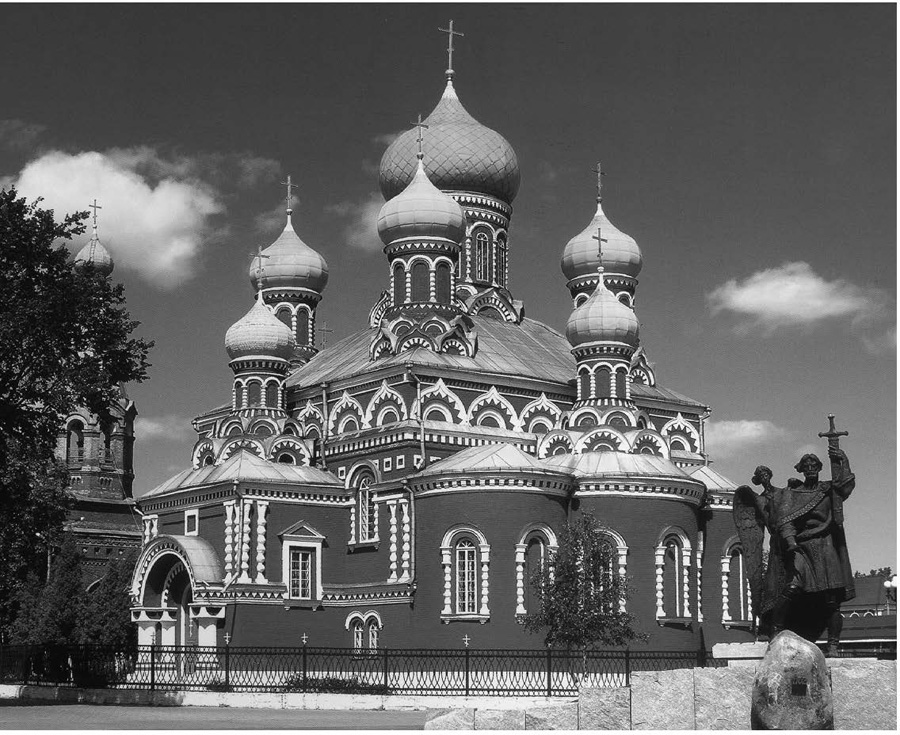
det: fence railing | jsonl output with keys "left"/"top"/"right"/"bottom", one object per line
{"left": 0, "top": 644, "right": 723, "bottom": 696}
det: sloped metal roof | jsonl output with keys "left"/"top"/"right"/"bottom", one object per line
{"left": 688, "top": 465, "right": 738, "bottom": 492}
{"left": 411, "top": 442, "right": 562, "bottom": 478}
{"left": 144, "top": 449, "right": 342, "bottom": 498}
{"left": 543, "top": 451, "right": 696, "bottom": 482}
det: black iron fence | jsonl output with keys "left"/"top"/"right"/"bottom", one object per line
{"left": 0, "top": 644, "right": 723, "bottom": 696}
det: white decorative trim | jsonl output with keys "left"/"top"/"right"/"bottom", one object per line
{"left": 363, "top": 380, "right": 409, "bottom": 428}
{"left": 399, "top": 499, "right": 411, "bottom": 582}
{"left": 387, "top": 502, "right": 398, "bottom": 582}
{"left": 184, "top": 509, "right": 199, "bottom": 537}
{"left": 514, "top": 524, "right": 559, "bottom": 616}
{"left": 439, "top": 525, "right": 490, "bottom": 621}
{"left": 328, "top": 391, "right": 365, "bottom": 435}
{"left": 661, "top": 413, "right": 702, "bottom": 453}
{"left": 281, "top": 524, "right": 326, "bottom": 602}
{"left": 466, "top": 386, "right": 522, "bottom": 431}
{"left": 412, "top": 378, "right": 467, "bottom": 425}
{"left": 239, "top": 499, "right": 252, "bottom": 583}
{"left": 254, "top": 500, "right": 268, "bottom": 583}
{"left": 520, "top": 393, "right": 563, "bottom": 433}
{"left": 223, "top": 501, "right": 235, "bottom": 581}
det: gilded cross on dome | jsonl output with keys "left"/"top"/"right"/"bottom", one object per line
{"left": 594, "top": 161, "right": 606, "bottom": 203}
{"left": 250, "top": 245, "right": 270, "bottom": 288}
{"left": 410, "top": 114, "right": 429, "bottom": 160}
{"left": 438, "top": 20, "right": 464, "bottom": 77}
{"left": 281, "top": 175, "right": 298, "bottom": 215}
{"left": 87, "top": 199, "right": 102, "bottom": 257}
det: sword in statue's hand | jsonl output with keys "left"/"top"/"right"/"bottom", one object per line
{"left": 818, "top": 413, "right": 848, "bottom": 468}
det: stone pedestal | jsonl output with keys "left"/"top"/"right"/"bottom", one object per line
{"left": 751, "top": 631, "right": 833, "bottom": 730}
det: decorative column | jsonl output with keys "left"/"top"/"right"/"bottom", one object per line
{"left": 190, "top": 605, "right": 225, "bottom": 669}
{"left": 238, "top": 498, "right": 252, "bottom": 583}
{"left": 514, "top": 543, "right": 527, "bottom": 615}
{"left": 695, "top": 534, "right": 705, "bottom": 623}
{"left": 254, "top": 500, "right": 268, "bottom": 583}
{"left": 349, "top": 505, "right": 356, "bottom": 545}
{"left": 400, "top": 500, "right": 412, "bottom": 581}
{"left": 441, "top": 547, "right": 452, "bottom": 616}
{"left": 720, "top": 556, "right": 732, "bottom": 624}
{"left": 681, "top": 546, "right": 692, "bottom": 619}
{"left": 387, "top": 502, "right": 398, "bottom": 582}
{"left": 479, "top": 544, "right": 490, "bottom": 617}
{"left": 616, "top": 545, "right": 628, "bottom": 613}
{"left": 224, "top": 501, "right": 235, "bottom": 580}
{"left": 654, "top": 545, "right": 665, "bottom": 619}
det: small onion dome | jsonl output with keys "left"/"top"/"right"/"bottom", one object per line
{"left": 561, "top": 202, "right": 642, "bottom": 281}
{"left": 249, "top": 216, "right": 328, "bottom": 293}
{"left": 565, "top": 276, "right": 640, "bottom": 349}
{"left": 225, "top": 292, "right": 295, "bottom": 361}
{"left": 377, "top": 159, "right": 466, "bottom": 245}
{"left": 379, "top": 78, "right": 521, "bottom": 204}
{"left": 74, "top": 239, "right": 114, "bottom": 276}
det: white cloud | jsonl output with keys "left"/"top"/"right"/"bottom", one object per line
{"left": 861, "top": 327, "right": 896, "bottom": 356}
{"left": 372, "top": 131, "right": 404, "bottom": 147}
{"left": 707, "top": 262, "right": 890, "bottom": 334}
{"left": 794, "top": 443, "right": 821, "bottom": 460}
{"left": 325, "top": 192, "right": 384, "bottom": 251}
{"left": 134, "top": 415, "right": 194, "bottom": 442}
{"left": 705, "top": 419, "right": 791, "bottom": 457}
{"left": 13, "top": 149, "right": 224, "bottom": 288}
{"left": 254, "top": 195, "right": 299, "bottom": 234}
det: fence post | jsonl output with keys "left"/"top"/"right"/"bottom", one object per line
{"left": 383, "top": 648, "right": 389, "bottom": 692}
{"left": 302, "top": 643, "right": 307, "bottom": 692}
{"left": 464, "top": 648, "right": 470, "bottom": 697}
{"left": 546, "top": 648, "right": 552, "bottom": 697}
{"left": 624, "top": 648, "right": 630, "bottom": 687}
{"left": 224, "top": 642, "right": 230, "bottom": 689}
{"left": 150, "top": 645, "right": 156, "bottom": 692}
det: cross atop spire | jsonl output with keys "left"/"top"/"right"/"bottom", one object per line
{"left": 594, "top": 161, "right": 606, "bottom": 203}
{"left": 438, "top": 20, "right": 464, "bottom": 78}
{"left": 88, "top": 199, "right": 102, "bottom": 240}
{"left": 250, "top": 245, "right": 271, "bottom": 293}
{"left": 281, "top": 175, "right": 298, "bottom": 216}
{"left": 592, "top": 225, "right": 608, "bottom": 276}
{"left": 410, "top": 114, "right": 429, "bottom": 160}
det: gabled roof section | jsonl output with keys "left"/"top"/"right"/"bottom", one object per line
{"left": 285, "top": 316, "right": 576, "bottom": 389}
{"left": 631, "top": 382, "right": 706, "bottom": 409}
{"left": 279, "top": 520, "right": 325, "bottom": 539}
{"left": 142, "top": 450, "right": 342, "bottom": 498}
{"left": 688, "top": 465, "right": 738, "bottom": 492}
{"left": 412, "top": 442, "right": 564, "bottom": 478}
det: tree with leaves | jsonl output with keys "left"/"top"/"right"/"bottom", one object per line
{"left": 0, "top": 187, "right": 152, "bottom": 638}
{"left": 523, "top": 513, "right": 646, "bottom": 682}
{"left": 78, "top": 550, "right": 138, "bottom": 650}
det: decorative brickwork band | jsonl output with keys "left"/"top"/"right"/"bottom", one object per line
{"left": 254, "top": 500, "right": 268, "bottom": 583}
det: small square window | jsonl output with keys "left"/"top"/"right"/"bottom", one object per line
{"left": 184, "top": 509, "right": 199, "bottom": 536}
{"left": 371, "top": 459, "right": 379, "bottom": 470}
{"left": 396, "top": 455, "right": 406, "bottom": 469}
{"left": 338, "top": 467, "right": 346, "bottom": 480}
{"left": 413, "top": 454, "right": 422, "bottom": 467}
{"left": 383, "top": 458, "right": 393, "bottom": 472}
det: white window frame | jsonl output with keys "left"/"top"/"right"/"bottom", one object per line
{"left": 184, "top": 509, "right": 199, "bottom": 537}
{"left": 440, "top": 526, "right": 490, "bottom": 622}
{"left": 281, "top": 527, "right": 325, "bottom": 602}
{"left": 395, "top": 455, "right": 406, "bottom": 470}
{"left": 383, "top": 457, "right": 393, "bottom": 472}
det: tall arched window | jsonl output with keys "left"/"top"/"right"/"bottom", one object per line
{"left": 246, "top": 382, "right": 262, "bottom": 407}
{"left": 234, "top": 383, "right": 244, "bottom": 410}
{"left": 655, "top": 531, "right": 691, "bottom": 621}
{"left": 295, "top": 309, "right": 309, "bottom": 348}
{"left": 455, "top": 538, "right": 477, "bottom": 614}
{"left": 724, "top": 545, "right": 751, "bottom": 623}
{"left": 664, "top": 537, "right": 683, "bottom": 617}
{"left": 352, "top": 618, "right": 364, "bottom": 653}
{"left": 475, "top": 231, "right": 490, "bottom": 282}
{"left": 496, "top": 237, "right": 507, "bottom": 287}
{"left": 595, "top": 367, "right": 612, "bottom": 399}
{"left": 356, "top": 474, "right": 377, "bottom": 543}
{"left": 435, "top": 262, "right": 451, "bottom": 303}
{"left": 615, "top": 370, "right": 627, "bottom": 399}
{"left": 393, "top": 263, "right": 406, "bottom": 305}
{"left": 67, "top": 420, "right": 85, "bottom": 463}
{"left": 276, "top": 307, "right": 292, "bottom": 331}
{"left": 265, "top": 382, "right": 279, "bottom": 408}
{"left": 411, "top": 261, "right": 430, "bottom": 302}
{"left": 579, "top": 370, "right": 591, "bottom": 400}
{"left": 523, "top": 535, "right": 548, "bottom": 614}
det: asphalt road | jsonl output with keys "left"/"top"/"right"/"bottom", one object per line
{"left": 0, "top": 701, "right": 427, "bottom": 729}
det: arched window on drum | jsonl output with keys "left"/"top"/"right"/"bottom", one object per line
{"left": 435, "top": 262, "right": 451, "bottom": 304}
{"left": 393, "top": 263, "right": 406, "bottom": 305}
{"left": 411, "top": 261, "right": 430, "bottom": 302}
{"left": 474, "top": 230, "right": 490, "bottom": 283}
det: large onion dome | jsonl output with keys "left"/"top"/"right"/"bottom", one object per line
{"left": 379, "top": 78, "right": 521, "bottom": 204}
{"left": 225, "top": 292, "right": 295, "bottom": 361}
{"left": 566, "top": 275, "right": 640, "bottom": 349}
{"left": 74, "top": 238, "right": 114, "bottom": 276}
{"left": 249, "top": 215, "right": 328, "bottom": 294}
{"left": 561, "top": 201, "right": 642, "bottom": 282}
{"left": 377, "top": 159, "right": 466, "bottom": 245}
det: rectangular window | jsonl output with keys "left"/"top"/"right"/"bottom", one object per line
{"left": 184, "top": 509, "right": 198, "bottom": 536}
{"left": 289, "top": 549, "right": 312, "bottom": 600}
{"left": 396, "top": 455, "right": 405, "bottom": 470}
{"left": 338, "top": 467, "right": 346, "bottom": 480}
{"left": 383, "top": 458, "right": 393, "bottom": 472}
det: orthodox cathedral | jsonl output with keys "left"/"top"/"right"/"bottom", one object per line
{"left": 127, "top": 37, "right": 756, "bottom": 653}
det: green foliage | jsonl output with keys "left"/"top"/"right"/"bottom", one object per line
{"left": 78, "top": 550, "right": 139, "bottom": 649}
{"left": 9, "top": 534, "right": 84, "bottom": 645}
{"left": 854, "top": 567, "right": 894, "bottom": 579}
{"left": 522, "top": 513, "right": 647, "bottom": 652}
{"left": 0, "top": 187, "right": 151, "bottom": 638}
{"left": 0, "top": 187, "right": 152, "bottom": 454}
{"left": 282, "top": 674, "right": 388, "bottom": 694}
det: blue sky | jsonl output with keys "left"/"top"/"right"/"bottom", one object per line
{"left": 1, "top": 4, "right": 895, "bottom": 571}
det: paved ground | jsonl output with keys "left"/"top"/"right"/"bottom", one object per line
{"left": 0, "top": 701, "right": 427, "bottom": 729}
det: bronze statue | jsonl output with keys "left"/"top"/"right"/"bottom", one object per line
{"left": 733, "top": 415, "right": 855, "bottom": 655}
